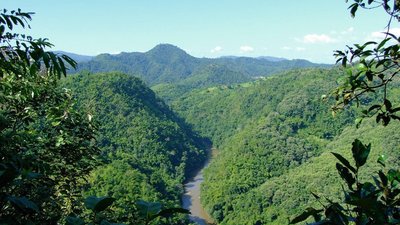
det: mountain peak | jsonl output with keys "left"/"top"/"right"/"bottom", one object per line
{"left": 147, "top": 44, "right": 188, "bottom": 55}
{"left": 144, "top": 43, "right": 195, "bottom": 65}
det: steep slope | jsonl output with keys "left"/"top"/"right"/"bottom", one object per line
{"left": 62, "top": 72, "right": 207, "bottom": 223}
{"left": 181, "top": 64, "right": 250, "bottom": 88}
{"left": 152, "top": 64, "right": 252, "bottom": 102}
{"left": 168, "top": 67, "right": 400, "bottom": 224}
{"left": 170, "top": 68, "right": 354, "bottom": 147}
{"left": 76, "top": 44, "right": 330, "bottom": 87}
{"left": 214, "top": 120, "right": 400, "bottom": 224}
{"left": 76, "top": 44, "right": 203, "bottom": 85}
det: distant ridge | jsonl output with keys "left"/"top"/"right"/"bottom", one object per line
{"left": 53, "top": 51, "right": 94, "bottom": 63}
{"left": 256, "top": 56, "right": 287, "bottom": 62}
{"left": 74, "top": 44, "right": 332, "bottom": 86}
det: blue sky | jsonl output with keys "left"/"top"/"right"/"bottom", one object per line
{"left": 2, "top": 0, "right": 394, "bottom": 63}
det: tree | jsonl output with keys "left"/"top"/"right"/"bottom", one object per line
{"left": 291, "top": 1, "right": 400, "bottom": 224}
{"left": 0, "top": 9, "right": 99, "bottom": 224}
{"left": 333, "top": 0, "right": 400, "bottom": 126}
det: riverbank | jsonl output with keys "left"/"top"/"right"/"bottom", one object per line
{"left": 182, "top": 148, "right": 217, "bottom": 225}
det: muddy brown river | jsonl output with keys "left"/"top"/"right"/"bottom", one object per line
{"left": 182, "top": 149, "right": 216, "bottom": 225}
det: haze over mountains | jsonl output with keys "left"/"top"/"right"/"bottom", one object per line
{"left": 68, "top": 44, "right": 330, "bottom": 86}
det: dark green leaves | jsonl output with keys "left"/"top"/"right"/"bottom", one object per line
{"left": 331, "top": 139, "right": 372, "bottom": 190}
{"left": 84, "top": 196, "right": 115, "bottom": 213}
{"left": 332, "top": 152, "right": 356, "bottom": 174}
{"left": 293, "top": 138, "right": 400, "bottom": 225}
{"left": 349, "top": 3, "right": 359, "bottom": 17}
{"left": 351, "top": 139, "right": 370, "bottom": 168}
{"left": 7, "top": 196, "right": 39, "bottom": 213}
{"left": 136, "top": 200, "right": 189, "bottom": 224}
{"left": 0, "top": 163, "right": 19, "bottom": 187}
{"left": 289, "top": 207, "right": 323, "bottom": 224}
{"left": 336, "top": 163, "right": 356, "bottom": 189}
{"left": 156, "top": 208, "right": 190, "bottom": 218}
{"left": 377, "top": 154, "right": 387, "bottom": 166}
{"left": 65, "top": 216, "right": 85, "bottom": 225}
{"left": 332, "top": 1, "right": 400, "bottom": 127}
{"left": 136, "top": 200, "right": 162, "bottom": 219}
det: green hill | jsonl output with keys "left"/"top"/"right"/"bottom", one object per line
{"left": 167, "top": 67, "right": 400, "bottom": 224}
{"left": 75, "top": 44, "right": 330, "bottom": 87}
{"left": 210, "top": 119, "right": 400, "bottom": 225}
{"left": 152, "top": 64, "right": 252, "bottom": 103}
{"left": 62, "top": 72, "right": 207, "bottom": 223}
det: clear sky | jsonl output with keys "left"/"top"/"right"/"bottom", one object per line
{"left": 2, "top": 0, "right": 395, "bottom": 63}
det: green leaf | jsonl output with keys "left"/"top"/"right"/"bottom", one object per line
{"left": 65, "top": 216, "right": 85, "bottom": 225}
{"left": 331, "top": 152, "right": 356, "bottom": 173}
{"left": 136, "top": 200, "right": 162, "bottom": 221}
{"left": 391, "top": 107, "right": 400, "bottom": 113}
{"left": 350, "top": 3, "right": 359, "bottom": 17}
{"left": 311, "top": 192, "right": 321, "bottom": 200}
{"left": 368, "top": 104, "right": 381, "bottom": 113}
{"left": 355, "top": 118, "right": 363, "bottom": 128}
{"left": 100, "top": 220, "right": 125, "bottom": 225}
{"left": 336, "top": 163, "right": 356, "bottom": 189}
{"left": 377, "top": 154, "right": 387, "bottom": 166}
{"left": 0, "top": 165, "right": 18, "bottom": 187}
{"left": 346, "top": 197, "right": 379, "bottom": 210}
{"left": 384, "top": 99, "right": 392, "bottom": 111}
{"left": 379, "top": 171, "right": 388, "bottom": 186}
{"left": 352, "top": 139, "right": 371, "bottom": 168}
{"left": 84, "top": 196, "right": 115, "bottom": 213}
{"left": 156, "top": 208, "right": 190, "bottom": 218}
{"left": 382, "top": 114, "right": 391, "bottom": 126}
{"left": 387, "top": 169, "right": 400, "bottom": 183}
{"left": 365, "top": 70, "right": 373, "bottom": 81}
{"left": 377, "top": 38, "right": 391, "bottom": 50}
{"left": 7, "top": 196, "right": 39, "bottom": 212}
{"left": 290, "top": 207, "right": 323, "bottom": 224}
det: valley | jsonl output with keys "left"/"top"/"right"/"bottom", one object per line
{"left": 62, "top": 45, "right": 400, "bottom": 224}
{"left": 3, "top": 2, "right": 400, "bottom": 225}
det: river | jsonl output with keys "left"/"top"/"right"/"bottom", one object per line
{"left": 182, "top": 148, "right": 216, "bottom": 225}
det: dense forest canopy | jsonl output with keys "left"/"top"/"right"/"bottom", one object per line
{"left": 75, "top": 44, "right": 330, "bottom": 87}
{"left": 2, "top": 1, "right": 400, "bottom": 224}
{"left": 62, "top": 72, "right": 207, "bottom": 224}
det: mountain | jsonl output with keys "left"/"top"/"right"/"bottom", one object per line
{"left": 167, "top": 67, "right": 400, "bottom": 224}
{"left": 256, "top": 56, "right": 287, "bottom": 62}
{"left": 62, "top": 72, "right": 207, "bottom": 224}
{"left": 54, "top": 51, "right": 94, "bottom": 62}
{"left": 181, "top": 64, "right": 250, "bottom": 88}
{"left": 152, "top": 63, "right": 253, "bottom": 102}
{"left": 75, "top": 44, "right": 331, "bottom": 86}
{"left": 75, "top": 44, "right": 203, "bottom": 85}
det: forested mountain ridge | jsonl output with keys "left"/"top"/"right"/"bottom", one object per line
{"left": 213, "top": 119, "right": 400, "bottom": 224}
{"left": 62, "top": 72, "right": 207, "bottom": 224}
{"left": 75, "top": 44, "right": 331, "bottom": 86}
{"left": 170, "top": 68, "right": 354, "bottom": 147}
{"left": 166, "top": 67, "right": 400, "bottom": 224}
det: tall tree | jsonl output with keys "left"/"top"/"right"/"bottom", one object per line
{"left": 291, "top": 1, "right": 400, "bottom": 224}
{"left": 333, "top": 0, "right": 400, "bottom": 126}
{"left": 0, "top": 9, "right": 99, "bottom": 224}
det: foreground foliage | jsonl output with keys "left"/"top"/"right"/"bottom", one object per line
{"left": 0, "top": 9, "right": 98, "bottom": 224}
{"left": 290, "top": 1, "right": 400, "bottom": 224}
{"left": 0, "top": 9, "right": 197, "bottom": 225}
